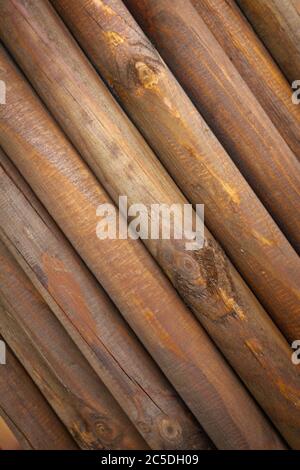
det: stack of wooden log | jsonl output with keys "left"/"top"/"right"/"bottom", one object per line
{"left": 0, "top": 0, "right": 299, "bottom": 450}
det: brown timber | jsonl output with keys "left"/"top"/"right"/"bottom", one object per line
{"left": 0, "top": 1, "right": 298, "bottom": 448}
{"left": 237, "top": 0, "right": 300, "bottom": 84}
{"left": 0, "top": 240, "right": 149, "bottom": 450}
{"left": 52, "top": 0, "right": 300, "bottom": 344}
{"left": 0, "top": 45, "right": 280, "bottom": 450}
{"left": 0, "top": 343, "right": 76, "bottom": 449}
{"left": 190, "top": 0, "right": 300, "bottom": 160}
{"left": 125, "top": 0, "right": 300, "bottom": 252}
{"left": 0, "top": 148, "right": 210, "bottom": 451}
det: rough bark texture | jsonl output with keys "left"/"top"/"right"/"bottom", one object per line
{"left": 52, "top": 0, "right": 300, "bottom": 345}
{"left": 0, "top": 342, "right": 77, "bottom": 450}
{"left": 0, "top": 241, "right": 148, "bottom": 450}
{"left": 237, "top": 0, "right": 300, "bottom": 84}
{"left": 0, "top": 45, "right": 286, "bottom": 450}
{"left": 0, "top": 149, "right": 210, "bottom": 451}
{"left": 190, "top": 0, "right": 300, "bottom": 160}
{"left": 125, "top": 0, "right": 300, "bottom": 253}
{"left": 0, "top": 1, "right": 298, "bottom": 448}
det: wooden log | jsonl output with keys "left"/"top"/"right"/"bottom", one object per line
{"left": 52, "top": 0, "right": 300, "bottom": 347}
{"left": 0, "top": 341, "right": 76, "bottom": 450}
{"left": 0, "top": 47, "right": 285, "bottom": 451}
{"left": 0, "top": 416, "right": 20, "bottom": 450}
{"left": 0, "top": 0, "right": 298, "bottom": 448}
{"left": 0, "top": 415, "right": 21, "bottom": 450}
{"left": 124, "top": 0, "right": 300, "bottom": 252}
{"left": 190, "top": 0, "right": 300, "bottom": 160}
{"left": 237, "top": 0, "right": 300, "bottom": 84}
{"left": 0, "top": 241, "right": 148, "bottom": 450}
{"left": 0, "top": 150, "right": 210, "bottom": 451}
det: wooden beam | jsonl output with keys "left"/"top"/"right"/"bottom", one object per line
{"left": 124, "top": 0, "right": 300, "bottom": 252}
{"left": 0, "top": 149, "right": 210, "bottom": 451}
{"left": 0, "top": 342, "right": 77, "bottom": 449}
{"left": 190, "top": 0, "right": 300, "bottom": 160}
{"left": 52, "top": 0, "right": 300, "bottom": 344}
{"left": 0, "top": 0, "right": 298, "bottom": 447}
{"left": 0, "top": 241, "right": 148, "bottom": 450}
{"left": 237, "top": 0, "right": 300, "bottom": 84}
{"left": 0, "top": 45, "right": 284, "bottom": 449}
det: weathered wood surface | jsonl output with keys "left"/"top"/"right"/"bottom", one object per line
{"left": 190, "top": 0, "right": 300, "bottom": 160}
{"left": 0, "top": 46, "right": 285, "bottom": 451}
{"left": 52, "top": 0, "right": 300, "bottom": 345}
{"left": 125, "top": 0, "right": 300, "bottom": 253}
{"left": 0, "top": 415, "right": 21, "bottom": 450}
{"left": 237, "top": 0, "right": 300, "bottom": 84}
{"left": 0, "top": 0, "right": 298, "bottom": 448}
{"left": 0, "top": 150, "right": 210, "bottom": 451}
{"left": 0, "top": 241, "right": 148, "bottom": 450}
{"left": 0, "top": 341, "right": 76, "bottom": 450}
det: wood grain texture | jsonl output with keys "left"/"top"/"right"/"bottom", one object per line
{"left": 125, "top": 0, "right": 300, "bottom": 252}
{"left": 0, "top": 0, "right": 298, "bottom": 448}
{"left": 52, "top": 0, "right": 300, "bottom": 345}
{"left": 237, "top": 0, "right": 300, "bottom": 84}
{"left": 0, "top": 342, "right": 76, "bottom": 450}
{"left": 0, "top": 241, "right": 148, "bottom": 450}
{"left": 0, "top": 46, "right": 285, "bottom": 451}
{"left": 0, "top": 150, "right": 210, "bottom": 451}
{"left": 0, "top": 414, "right": 20, "bottom": 450}
{"left": 191, "top": 0, "right": 300, "bottom": 160}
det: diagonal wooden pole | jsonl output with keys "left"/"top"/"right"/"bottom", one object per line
{"left": 237, "top": 0, "right": 300, "bottom": 84}
{"left": 0, "top": 341, "right": 77, "bottom": 449}
{"left": 124, "top": 0, "right": 300, "bottom": 252}
{"left": 0, "top": 148, "right": 210, "bottom": 451}
{"left": 52, "top": 0, "right": 300, "bottom": 345}
{"left": 0, "top": 45, "right": 285, "bottom": 449}
{"left": 0, "top": 241, "right": 149, "bottom": 450}
{"left": 190, "top": 0, "right": 300, "bottom": 160}
{"left": 0, "top": 0, "right": 298, "bottom": 446}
